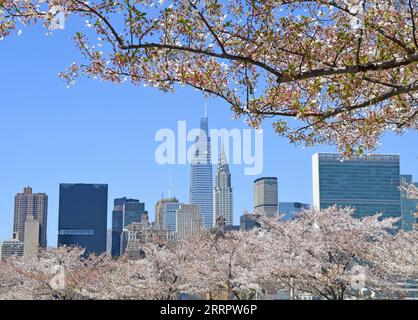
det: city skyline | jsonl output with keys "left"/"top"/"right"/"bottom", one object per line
{"left": 0, "top": 30, "right": 417, "bottom": 245}
{"left": 0, "top": 141, "right": 414, "bottom": 246}
{"left": 1, "top": 149, "right": 417, "bottom": 247}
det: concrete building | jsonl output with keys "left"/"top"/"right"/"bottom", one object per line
{"left": 23, "top": 214, "right": 40, "bottom": 257}
{"left": 0, "top": 240, "right": 23, "bottom": 261}
{"left": 176, "top": 204, "right": 203, "bottom": 240}
{"left": 122, "top": 214, "right": 176, "bottom": 259}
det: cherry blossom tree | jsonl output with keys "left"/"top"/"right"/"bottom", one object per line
{"left": 0, "top": 208, "right": 416, "bottom": 300}
{"left": 86, "top": 241, "right": 193, "bottom": 300}
{"left": 139, "top": 242, "right": 191, "bottom": 300}
{"left": 259, "top": 206, "right": 413, "bottom": 300}
{"left": 0, "top": 260, "right": 27, "bottom": 300}
{"left": 80, "top": 255, "right": 158, "bottom": 299}
{"left": 6, "top": 246, "right": 106, "bottom": 300}
{"left": 1, "top": 0, "right": 417, "bottom": 155}
{"left": 180, "top": 229, "right": 269, "bottom": 300}
{"left": 402, "top": 179, "right": 418, "bottom": 198}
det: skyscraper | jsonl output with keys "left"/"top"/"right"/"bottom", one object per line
{"left": 176, "top": 204, "right": 203, "bottom": 240}
{"left": 279, "top": 202, "right": 310, "bottom": 221}
{"left": 111, "top": 197, "right": 146, "bottom": 257}
{"left": 123, "top": 199, "right": 146, "bottom": 228}
{"left": 155, "top": 197, "right": 180, "bottom": 231}
{"left": 400, "top": 175, "right": 418, "bottom": 231}
{"left": 122, "top": 219, "right": 176, "bottom": 260}
{"left": 312, "top": 153, "right": 402, "bottom": 220}
{"left": 254, "top": 177, "right": 279, "bottom": 218}
{"left": 23, "top": 214, "right": 40, "bottom": 257}
{"left": 190, "top": 111, "right": 213, "bottom": 228}
{"left": 13, "top": 187, "right": 48, "bottom": 248}
{"left": 111, "top": 198, "right": 125, "bottom": 257}
{"left": 214, "top": 146, "right": 233, "bottom": 226}
{"left": 58, "top": 184, "right": 108, "bottom": 255}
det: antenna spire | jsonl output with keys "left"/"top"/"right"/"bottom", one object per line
{"left": 168, "top": 169, "right": 173, "bottom": 199}
{"left": 204, "top": 103, "right": 207, "bottom": 117}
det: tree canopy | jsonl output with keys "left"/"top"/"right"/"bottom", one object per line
{"left": 1, "top": 0, "right": 417, "bottom": 155}
{"left": 1, "top": 207, "right": 417, "bottom": 300}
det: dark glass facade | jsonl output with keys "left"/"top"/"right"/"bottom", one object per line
{"left": 190, "top": 115, "right": 213, "bottom": 229}
{"left": 240, "top": 214, "right": 261, "bottom": 231}
{"left": 279, "top": 202, "right": 310, "bottom": 221}
{"left": 400, "top": 175, "right": 418, "bottom": 231}
{"left": 313, "top": 153, "right": 402, "bottom": 220}
{"left": 111, "top": 197, "right": 146, "bottom": 257}
{"left": 58, "top": 184, "right": 108, "bottom": 254}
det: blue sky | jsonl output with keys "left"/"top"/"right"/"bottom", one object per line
{"left": 0, "top": 22, "right": 417, "bottom": 247}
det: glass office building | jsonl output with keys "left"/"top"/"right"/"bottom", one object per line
{"left": 279, "top": 202, "right": 310, "bottom": 221}
{"left": 164, "top": 202, "right": 181, "bottom": 231}
{"left": 123, "top": 199, "right": 146, "bottom": 228}
{"left": 312, "top": 153, "right": 402, "bottom": 220}
{"left": 58, "top": 183, "right": 108, "bottom": 254}
{"left": 400, "top": 175, "right": 418, "bottom": 231}
{"left": 111, "top": 197, "right": 146, "bottom": 256}
{"left": 155, "top": 197, "right": 180, "bottom": 231}
{"left": 190, "top": 114, "right": 213, "bottom": 229}
{"left": 240, "top": 213, "right": 261, "bottom": 231}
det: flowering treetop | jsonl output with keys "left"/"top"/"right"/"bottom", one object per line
{"left": 1, "top": 0, "right": 417, "bottom": 155}
{"left": 0, "top": 207, "right": 417, "bottom": 300}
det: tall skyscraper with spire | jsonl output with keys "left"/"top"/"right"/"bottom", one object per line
{"left": 214, "top": 145, "right": 233, "bottom": 226}
{"left": 190, "top": 108, "right": 213, "bottom": 228}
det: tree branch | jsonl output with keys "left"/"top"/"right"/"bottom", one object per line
{"left": 280, "top": 53, "right": 418, "bottom": 83}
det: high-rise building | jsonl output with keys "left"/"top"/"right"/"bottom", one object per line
{"left": 13, "top": 187, "right": 48, "bottom": 248}
{"left": 58, "top": 183, "right": 108, "bottom": 255}
{"left": 176, "top": 204, "right": 203, "bottom": 240}
{"left": 0, "top": 240, "right": 23, "bottom": 261}
{"left": 254, "top": 177, "right": 278, "bottom": 218}
{"left": 122, "top": 218, "right": 176, "bottom": 260}
{"left": 23, "top": 214, "right": 40, "bottom": 257}
{"left": 155, "top": 197, "right": 180, "bottom": 231}
{"left": 111, "top": 198, "right": 125, "bottom": 257}
{"left": 123, "top": 199, "right": 146, "bottom": 228}
{"left": 190, "top": 111, "right": 213, "bottom": 229}
{"left": 214, "top": 146, "right": 233, "bottom": 226}
{"left": 312, "top": 153, "right": 402, "bottom": 220}
{"left": 400, "top": 175, "right": 418, "bottom": 231}
{"left": 279, "top": 202, "right": 310, "bottom": 221}
{"left": 111, "top": 197, "right": 147, "bottom": 257}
